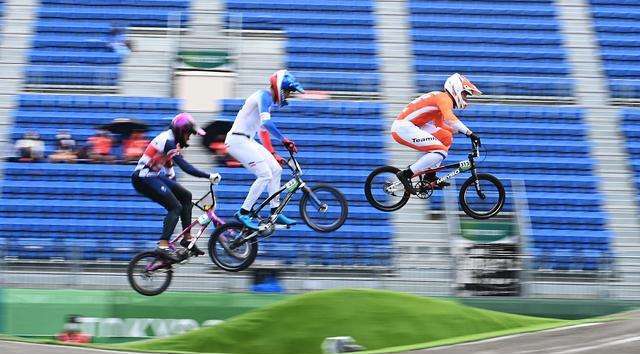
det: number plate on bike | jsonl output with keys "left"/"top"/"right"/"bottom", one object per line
{"left": 284, "top": 178, "right": 299, "bottom": 191}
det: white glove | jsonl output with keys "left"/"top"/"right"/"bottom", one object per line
{"left": 209, "top": 172, "right": 222, "bottom": 184}
{"left": 165, "top": 167, "right": 176, "bottom": 180}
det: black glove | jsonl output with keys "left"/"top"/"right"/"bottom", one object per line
{"left": 469, "top": 132, "right": 481, "bottom": 146}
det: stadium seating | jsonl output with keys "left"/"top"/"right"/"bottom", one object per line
{"left": 0, "top": 97, "right": 392, "bottom": 266}
{"left": 216, "top": 99, "right": 393, "bottom": 266}
{"left": 0, "top": 94, "right": 179, "bottom": 261}
{"left": 223, "top": 0, "right": 379, "bottom": 92}
{"left": 622, "top": 108, "right": 640, "bottom": 201}
{"left": 27, "top": 0, "right": 191, "bottom": 87}
{"left": 589, "top": 0, "right": 640, "bottom": 99}
{"left": 409, "top": 0, "right": 573, "bottom": 97}
{"left": 425, "top": 104, "right": 611, "bottom": 271}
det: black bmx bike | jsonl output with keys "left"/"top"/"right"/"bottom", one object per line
{"left": 208, "top": 149, "right": 349, "bottom": 272}
{"left": 364, "top": 140, "right": 505, "bottom": 219}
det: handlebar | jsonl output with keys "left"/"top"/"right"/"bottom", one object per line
{"left": 284, "top": 148, "right": 302, "bottom": 175}
{"left": 469, "top": 139, "right": 481, "bottom": 160}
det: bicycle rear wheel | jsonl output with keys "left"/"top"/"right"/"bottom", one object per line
{"left": 208, "top": 222, "right": 258, "bottom": 272}
{"left": 300, "top": 184, "right": 348, "bottom": 233}
{"left": 459, "top": 173, "right": 505, "bottom": 220}
{"left": 364, "top": 166, "right": 410, "bottom": 212}
{"left": 127, "top": 251, "right": 173, "bottom": 296}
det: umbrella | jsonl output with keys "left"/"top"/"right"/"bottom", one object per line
{"left": 100, "top": 118, "right": 149, "bottom": 136}
{"left": 202, "top": 120, "right": 234, "bottom": 148}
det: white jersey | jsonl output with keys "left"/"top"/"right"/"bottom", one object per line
{"left": 228, "top": 89, "right": 274, "bottom": 139}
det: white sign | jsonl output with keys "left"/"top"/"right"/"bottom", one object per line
{"left": 77, "top": 317, "right": 223, "bottom": 337}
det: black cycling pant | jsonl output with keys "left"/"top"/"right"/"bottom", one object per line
{"left": 131, "top": 170, "right": 192, "bottom": 241}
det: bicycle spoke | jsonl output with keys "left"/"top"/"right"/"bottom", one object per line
{"left": 462, "top": 176, "right": 503, "bottom": 217}
{"left": 373, "top": 172, "right": 406, "bottom": 207}
{"left": 128, "top": 253, "right": 171, "bottom": 295}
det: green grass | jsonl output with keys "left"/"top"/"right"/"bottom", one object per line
{"left": 117, "top": 289, "right": 565, "bottom": 354}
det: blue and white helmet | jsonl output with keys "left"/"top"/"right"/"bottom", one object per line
{"left": 269, "top": 69, "right": 305, "bottom": 107}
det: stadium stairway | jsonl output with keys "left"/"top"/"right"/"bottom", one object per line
{"left": 179, "top": 0, "right": 227, "bottom": 51}
{"left": 119, "top": 33, "right": 175, "bottom": 97}
{"left": 557, "top": 0, "right": 640, "bottom": 296}
{"left": 0, "top": 0, "right": 36, "bottom": 164}
{"left": 376, "top": 0, "right": 451, "bottom": 295}
{"left": 234, "top": 34, "right": 285, "bottom": 98}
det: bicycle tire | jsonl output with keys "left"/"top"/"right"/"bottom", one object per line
{"left": 127, "top": 251, "right": 173, "bottom": 296}
{"left": 364, "top": 166, "right": 410, "bottom": 212}
{"left": 459, "top": 173, "right": 505, "bottom": 220}
{"left": 299, "top": 183, "right": 348, "bottom": 233}
{"left": 208, "top": 222, "right": 258, "bottom": 272}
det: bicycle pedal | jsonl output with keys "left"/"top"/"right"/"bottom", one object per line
{"left": 275, "top": 224, "right": 291, "bottom": 230}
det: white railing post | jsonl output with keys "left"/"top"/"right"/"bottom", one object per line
{"left": 443, "top": 178, "right": 460, "bottom": 296}
{"left": 511, "top": 178, "right": 532, "bottom": 297}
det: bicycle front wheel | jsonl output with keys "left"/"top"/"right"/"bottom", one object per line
{"left": 459, "top": 173, "right": 505, "bottom": 220}
{"left": 127, "top": 251, "right": 173, "bottom": 296}
{"left": 300, "top": 184, "right": 348, "bottom": 233}
{"left": 364, "top": 166, "right": 410, "bottom": 212}
{"left": 208, "top": 222, "right": 258, "bottom": 272}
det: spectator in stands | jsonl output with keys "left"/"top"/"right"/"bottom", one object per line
{"left": 56, "top": 315, "right": 92, "bottom": 344}
{"left": 88, "top": 130, "right": 115, "bottom": 163}
{"left": 131, "top": 113, "right": 221, "bottom": 262}
{"left": 49, "top": 130, "right": 77, "bottom": 163}
{"left": 122, "top": 131, "right": 150, "bottom": 163}
{"left": 13, "top": 131, "right": 45, "bottom": 162}
{"left": 225, "top": 69, "right": 304, "bottom": 230}
{"left": 108, "top": 26, "right": 133, "bottom": 58}
{"left": 394, "top": 73, "right": 483, "bottom": 191}
{"left": 209, "top": 141, "right": 241, "bottom": 167}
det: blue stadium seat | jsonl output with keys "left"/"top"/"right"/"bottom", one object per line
{"left": 424, "top": 105, "right": 610, "bottom": 271}
{"left": 589, "top": 1, "right": 640, "bottom": 98}
{"left": 29, "top": 0, "right": 191, "bottom": 86}
{"left": 409, "top": 0, "right": 573, "bottom": 97}
{"left": 224, "top": 0, "right": 379, "bottom": 92}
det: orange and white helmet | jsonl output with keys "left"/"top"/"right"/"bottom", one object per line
{"left": 444, "top": 73, "right": 482, "bottom": 109}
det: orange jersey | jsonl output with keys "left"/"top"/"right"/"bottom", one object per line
{"left": 396, "top": 91, "right": 462, "bottom": 131}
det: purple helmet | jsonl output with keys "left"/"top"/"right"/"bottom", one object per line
{"left": 170, "top": 112, "right": 204, "bottom": 147}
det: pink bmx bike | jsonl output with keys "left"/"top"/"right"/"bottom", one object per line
{"left": 126, "top": 182, "right": 227, "bottom": 296}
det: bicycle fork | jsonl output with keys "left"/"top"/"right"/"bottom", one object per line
{"left": 302, "top": 185, "right": 328, "bottom": 212}
{"left": 470, "top": 169, "right": 487, "bottom": 200}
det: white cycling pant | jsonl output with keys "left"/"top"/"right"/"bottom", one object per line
{"left": 391, "top": 120, "right": 450, "bottom": 174}
{"left": 225, "top": 134, "right": 282, "bottom": 211}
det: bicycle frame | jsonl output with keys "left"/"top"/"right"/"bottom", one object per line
{"left": 248, "top": 149, "right": 324, "bottom": 222}
{"left": 144, "top": 183, "right": 224, "bottom": 272}
{"left": 412, "top": 140, "right": 481, "bottom": 187}
{"left": 171, "top": 183, "right": 224, "bottom": 248}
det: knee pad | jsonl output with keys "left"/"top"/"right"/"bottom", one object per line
{"left": 434, "top": 150, "right": 448, "bottom": 160}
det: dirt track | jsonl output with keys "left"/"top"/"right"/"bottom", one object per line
{"left": 2, "top": 311, "right": 640, "bottom": 354}
{"left": 402, "top": 311, "right": 640, "bottom": 354}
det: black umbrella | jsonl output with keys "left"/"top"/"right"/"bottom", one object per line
{"left": 100, "top": 118, "right": 149, "bottom": 136}
{"left": 202, "top": 120, "right": 234, "bottom": 148}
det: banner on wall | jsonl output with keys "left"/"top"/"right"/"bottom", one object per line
{"left": 2, "top": 289, "right": 285, "bottom": 337}
{"left": 176, "top": 50, "right": 232, "bottom": 70}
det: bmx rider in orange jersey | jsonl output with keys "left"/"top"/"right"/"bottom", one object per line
{"left": 392, "top": 73, "right": 483, "bottom": 190}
